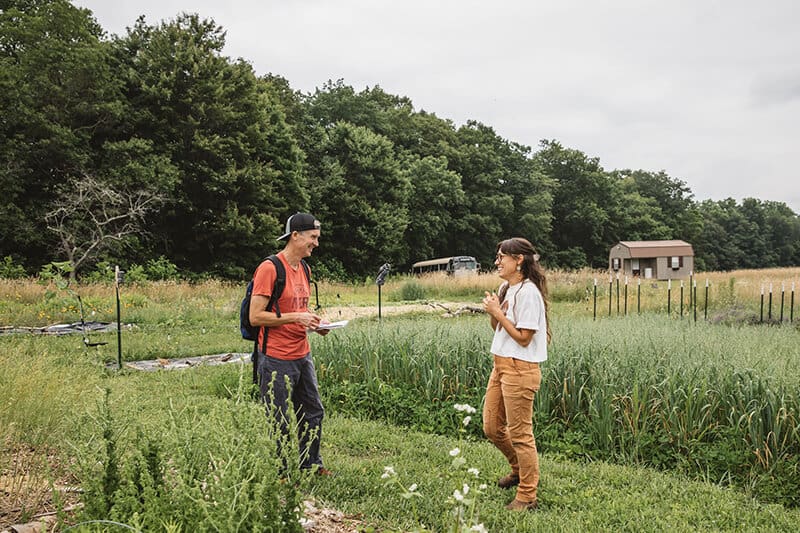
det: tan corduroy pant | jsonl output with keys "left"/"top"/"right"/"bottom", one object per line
{"left": 482, "top": 355, "right": 542, "bottom": 503}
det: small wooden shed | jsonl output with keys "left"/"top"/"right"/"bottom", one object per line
{"left": 609, "top": 240, "right": 694, "bottom": 280}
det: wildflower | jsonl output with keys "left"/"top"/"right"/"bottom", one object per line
{"left": 462, "top": 416, "right": 472, "bottom": 426}
{"left": 454, "top": 403, "right": 477, "bottom": 414}
{"left": 479, "top": 483, "right": 487, "bottom": 490}
{"left": 449, "top": 447, "right": 460, "bottom": 457}
{"left": 470, "top": 524, "right": 488, "bottom": 533}
{"left": 453, "top": 489, "right": 464, "bottom": 502}
{"left": 408, "top": 483, "right": 418, "bottom": 492}
{"left": 462, "top": 483, "right": 470, "bottom": 495}
{"left": 467, "top": 468, "right": 479, "bottom": 477}
{"left": 381, "top": 465, "right": 396, "bottom": 479}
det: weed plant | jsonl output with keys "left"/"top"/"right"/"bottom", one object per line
{"left": 71, "top": 380, "right": 304, "bottom": 532}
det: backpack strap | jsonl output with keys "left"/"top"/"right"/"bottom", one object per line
{"left": 300, "top": 259, "right": 320, "bottom": 310}
{"left": 261, "top": 255, "right": 286, "bottom": 354}
{"left": 252, "top": 255, "right": 287, "bottom": 384}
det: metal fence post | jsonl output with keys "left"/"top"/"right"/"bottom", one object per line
{"left": 637, "top": 278, "right": 641, "bottom": 314}
{"left": 624, "top": 276, "right": 628, "bottom": 316}
{"left": 667, "top": 279, "right": 671, "bottom": 317}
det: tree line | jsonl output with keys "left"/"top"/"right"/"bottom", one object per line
{"left": 2, "top": 1, "right": 799, "bottom": 280}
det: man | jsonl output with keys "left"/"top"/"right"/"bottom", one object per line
{"left": 249, "top": 212, "right": 332, "bottom": 475}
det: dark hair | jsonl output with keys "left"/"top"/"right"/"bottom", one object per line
{"left": 496, "top": 237, "right": 551, "bottom": 343}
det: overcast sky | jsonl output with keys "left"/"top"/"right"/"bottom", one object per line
{"left": 74, "top": 0, "right": 800, "bottom": 212}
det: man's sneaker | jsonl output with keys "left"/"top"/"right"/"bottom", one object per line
{"left": 497, "top": 473, "right": 520, "bottom": 489}
{"left": 505, "top": 498, "right": 538, "bottom": 511}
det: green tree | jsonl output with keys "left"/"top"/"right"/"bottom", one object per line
{"left": 0, "top": 0, "right": 123, "bottom": 270}
{"left": 307, "top": 122, "right": 411, "bottom": 275}
{"left": 614, "top": 177, "right": 672, "bottom": 242}
{"left": 111, "top": 14, "right": 306, "bottom": 277}
{"left": 535, "top": 140, "right": 617, "bottom": 268}
{"left": 446, "top": 122, "right": 554, "bottom": 266}
{"left": 402, "top": 155, "right": 465, "bottom": 262}
{"left": 622, "top": 169, "right": 702, "bottom": 243}
{"left": 694, "top": 199, "right": 749, "bottom": 271}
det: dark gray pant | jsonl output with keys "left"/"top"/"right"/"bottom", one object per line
{"left": 258, "top": 352, "right": 324, "bottom": 470}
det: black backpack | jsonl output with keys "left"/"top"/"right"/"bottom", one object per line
{"left": 239, "top": 255, "right": 312, "bottom": 383}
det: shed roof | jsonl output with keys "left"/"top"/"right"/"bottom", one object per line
{"left": 615, "top": 240, "right": 694, "bottom": 258}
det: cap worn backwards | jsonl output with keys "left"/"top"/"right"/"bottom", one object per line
{"left": 276, "top": 212, "right": 321, "bottom": 240}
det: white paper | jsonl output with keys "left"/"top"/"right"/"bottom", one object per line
{"left": 314, "top": 320, "right": 349, "bottom": 330}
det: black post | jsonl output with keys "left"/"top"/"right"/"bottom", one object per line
{"left": 624, "top": 280, "right": 628, "bottom": 316}
{"left": 376, "top": 263, "right": 390, "bottom": 320}
{"left": 667, "top": 280, "right": 671, "bottom": 317}
{"left": 689, "top": 271, "right": 693, "bottom": 309}
{"left": 637, "top": 279, "right": 641, "bottom": 315}
{"left": 616, "top": 275, "right": 620, "bottom": 315}
{"left": 760, "top": 287, "right": 764, "bottom": 323}
{"left": 768, "top": 284, "right": 773, "bottom": 321}
{"left": 608, "top": 278, "right": 612, "bottom": 316}
{"left": 593, "top": 279, "right": 597, "bottom": 321}
{"left": 780, "top": 284, "right": 785, "bottom": 322}
{"left": 693, "top": 281, "right": 697, "bottom": 322}
{"left": 115, "top": 265, "right": 123, "bottom": 369}
{"left": 680, "top": 281, "right": 684, "bottom": 319}
{"left": 704, "top": 279, "right": 709, "bottom": 321}
{"left": 791, "top": 283, "right": 795, "bottom": 323}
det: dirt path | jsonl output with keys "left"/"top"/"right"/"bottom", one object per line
{"left": 318, "top": 301, "right": 482, "bottom": 321}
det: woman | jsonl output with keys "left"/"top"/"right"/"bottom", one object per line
{"left": 481, "top": 237, "right": 551, "bottom": 511}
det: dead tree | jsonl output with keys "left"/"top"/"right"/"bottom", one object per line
{"left": 44, "top": 175, "right": 163, "bottom": 280}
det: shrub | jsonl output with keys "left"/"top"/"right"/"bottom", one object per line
{"left": 399, "top": 280, "right": 426, "bottom": 301}
{"left": 144, "top": 256, "right": 180, "bottom": 280}
{"left": 0, "top": 255, "right": 27, "bottom": 279}
{"left": 75, "top": 376, "right": 307, "bottom": 531}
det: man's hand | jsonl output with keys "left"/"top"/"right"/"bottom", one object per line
{"left": 314, "top": 320, "right": 331, "bottom": 336}
{"left": 295, "top": 312, "right": 321, "bottom": 329}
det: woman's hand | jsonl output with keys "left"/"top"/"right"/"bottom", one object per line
{"left": 483, "top": 291, "right": 502, "bottom": 319}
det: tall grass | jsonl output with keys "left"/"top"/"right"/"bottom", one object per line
{"left": 3, "top": 267, "right": 799, "bottom": 328}
{"left": 0, "top": 336, "right": 103, "bottom": 445}
{"left": 310, "top": 314, "right": 800, "bottom": 505}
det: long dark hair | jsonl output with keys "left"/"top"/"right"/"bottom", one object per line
{"left": 496, "top": 237, "right": 551, "bottom": 343}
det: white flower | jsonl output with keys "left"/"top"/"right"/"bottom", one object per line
{"left": 468, "top": 468, "right": 479, "bottom": 477}
{"left": 454, "top": 403, "right": 477, "bottom": 414}
{"left": 479, "top": 483, "right": 488, "bottom": 490}
{"left": 381, "top": 465, "right": 396, "bottom": 479}
{"left": 462, "top": 416, "right": 472, "bottom": 426}
{"left": 462, "top": 483, "right": 470, "bottom": 495}
{"left": 449, "top": 447, "right": 460, "bottom": 456}
{"left": 408, "top": 483, "right": 418, "bottom": 492}
{"left": 470, "top": 524, "right": 488, "bottom": 533}
{"left": 453, "top": 489, "right": 464, "bottom": 502}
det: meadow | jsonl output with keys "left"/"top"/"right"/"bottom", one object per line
{"left": 2, "top": 270, "right": 800, "bottom": 531}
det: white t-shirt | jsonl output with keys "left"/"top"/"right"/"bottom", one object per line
{"left": 489, "top": 280, "right": 548, "bottom": 363}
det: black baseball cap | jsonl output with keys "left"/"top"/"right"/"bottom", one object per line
{"left": 276, "top": 212, "right": 321, "bottom": 240}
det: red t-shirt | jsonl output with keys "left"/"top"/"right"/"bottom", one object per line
{"left": 252, "top": 252, "right": 311, "bottom": 360}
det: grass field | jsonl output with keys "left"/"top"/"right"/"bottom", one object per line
{"left": 2, "top": 270, "right": 800, "bottom": 530}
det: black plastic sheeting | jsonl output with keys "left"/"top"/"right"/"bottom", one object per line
{"left": 0, "top": 321, "right": 118, "bottom": 336}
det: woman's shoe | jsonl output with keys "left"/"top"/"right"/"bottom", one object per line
{"left": 497, "top": 473, "right": 520, "bottom": 489}
{"left": 505, "top": 498, "right": 538, "bottom": 511}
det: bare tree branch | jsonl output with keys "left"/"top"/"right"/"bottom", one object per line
{"left": 45, "top": 174, "right": 164, "bottom": 279}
